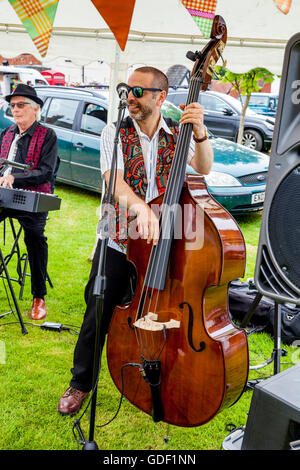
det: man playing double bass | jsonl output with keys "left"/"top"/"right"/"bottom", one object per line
{"left": 58, "top": 66, "right": 213, "bottom": 416}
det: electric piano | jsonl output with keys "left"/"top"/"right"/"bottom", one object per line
{"left": 0, "top": 187, "right": 61, "bottom": 212}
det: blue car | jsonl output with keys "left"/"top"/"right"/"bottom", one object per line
{"left": 188, "top": 136, "right": 268, "bottom": 214}
{"left": 241, "top": 93, "right": 278, "bottom": 118}
{"left": 0, "top": 85, "right": 269, "bottom": 215}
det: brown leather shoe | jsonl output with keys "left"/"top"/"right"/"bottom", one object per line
{"left": 58, "top": 387, "right": 89, "bottom": 416}
{"left": 30, "top": 298, "right": 47, "bottom": 320}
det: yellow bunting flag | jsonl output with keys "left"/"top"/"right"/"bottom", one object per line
{"left": 8, "top": 0, "right": 59, "bottom": 57}
{"left": 181, "top": 0, "right": 218, "bottom": 38}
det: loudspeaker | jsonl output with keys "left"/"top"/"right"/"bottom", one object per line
{"left": 240, "top": 364, "right": 300, "bottom": 450}
{"left": 254, "top": 33, "right": 300, "bottom": 305}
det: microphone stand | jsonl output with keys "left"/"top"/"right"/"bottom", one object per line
{"left": 74, "top": 96, "right": 127, "bottom": 451}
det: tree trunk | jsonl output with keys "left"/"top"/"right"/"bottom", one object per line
{"left": 237, "top": 94, "right": 251, "bottom": 145}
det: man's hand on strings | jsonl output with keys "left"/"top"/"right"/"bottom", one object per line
{"left": 134, "top": 202, "right": 160, "bottom": 245}
{"left": 179, "top": 102, "right": 206, "bottom": 140}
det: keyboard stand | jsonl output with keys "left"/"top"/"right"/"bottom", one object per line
{"left": 0, "top": 217, "right": 53, "bottom": 335}
{"left": 2, "top": 218, "right": 27, "bottom": 300}
{"left": 1, "top": 218, "right": 53, "bottom": 300}
{"left": 0, "top": 244, "right": 28, "bottom": 335}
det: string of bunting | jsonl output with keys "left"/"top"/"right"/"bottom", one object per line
{"left": 8, "top": 0, "right": 59, "bottom": 58}
{"left": 181, "top": 0, "right": 218, "bottom": 38}
{"left": 6, "top": 0, "right": 292, "bottom": 59}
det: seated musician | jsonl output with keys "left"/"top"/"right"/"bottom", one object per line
{"left": 0, "top": 84, "right": 58, "bottom": 320}
{"left": 58, "top": 66, "right": 213, "bottom": 416}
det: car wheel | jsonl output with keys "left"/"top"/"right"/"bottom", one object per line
{"left": 242, "top": 129, "right": 263, "bottom": 151}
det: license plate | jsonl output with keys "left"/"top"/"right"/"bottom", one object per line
{"left": 251, "top": 191, "right": 265, "bottom": 204}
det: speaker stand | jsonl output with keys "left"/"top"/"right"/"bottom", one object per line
{"left": 241, "top": 294, "right": 285, "bottom": 376}
{"left": 240, "top": 292, "right": 263, "bottom": 330}
{"left": 273, "top": 302, "right": 284, "bottom": 375}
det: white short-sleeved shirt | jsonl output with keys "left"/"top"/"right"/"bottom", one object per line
{"left": 100, "top": 115, "right": 196, "bottom": 252}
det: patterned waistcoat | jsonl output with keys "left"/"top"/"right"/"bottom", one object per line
{"left": 0, "top": 124, "right": 52, "bottom": 193}
{"left": 105, "top": 116, "right": 179, "bottom": 250}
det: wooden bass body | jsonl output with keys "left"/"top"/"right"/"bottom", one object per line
{"left": 106, "top": 175, "right": 248, "bottom": 427}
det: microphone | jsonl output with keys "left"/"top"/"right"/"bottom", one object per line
{"left": 116, "top": 82, "right": 129, "bottom": 103}
{"left": 0, "top": 158, "right": 32, "bottom": 171}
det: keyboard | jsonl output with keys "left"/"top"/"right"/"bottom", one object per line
{"left": 0, "top": 187, "right": 61, "bottom": 212}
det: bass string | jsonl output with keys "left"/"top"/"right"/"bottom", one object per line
{"left": 148, "top": 75, "right": 202, "bottom": 316}
{"left": 133, "top": 72, "right": 203, "bottom": 356}
{"left": 151, "top": 73, "right": 201, "bottom": 271}
{"left": 136, "top": 50, "right": 220, "bottom": 358}
{"left": 134, "top": 40, "right": 220, "bottom": 329}
{"left": 136, "top": 72, "right": 201, "bottom": 309}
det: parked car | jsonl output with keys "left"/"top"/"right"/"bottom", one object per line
{"left": 240, "top": 93, "right": 278, "bottom": 118}
{"left": 167, "top": 89, "right": 275, "bottom": 152}
{"left": 0, "top": 85, "right": 269, "bottom": 214}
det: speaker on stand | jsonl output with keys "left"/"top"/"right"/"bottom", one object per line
{"left": 223, "top": 32, "right": 300, "bottom": 450}
{"left": 255, "top": 32, "right": 300, "bottom": 308}
{"left": 241, "top": 32, "right": 300, "bottom": 375}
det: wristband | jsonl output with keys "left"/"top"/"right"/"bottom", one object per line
{"left": 193, "top": 130, "right": 208, "bottom": 143}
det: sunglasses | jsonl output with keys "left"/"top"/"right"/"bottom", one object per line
{"left": 10, "top": 102, "right": 31, "bottom": 109}
{"left": 126, "top": 85, "right": 162, "bottom": 98}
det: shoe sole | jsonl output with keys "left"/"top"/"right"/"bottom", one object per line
{"left": 58, "top": 409, "right": 77, "bottom": 417}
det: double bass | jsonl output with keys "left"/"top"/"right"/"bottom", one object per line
{"left": 106, "top": 16, "right": 249, "bottom": 427}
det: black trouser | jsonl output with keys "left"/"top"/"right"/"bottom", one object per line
{"left": 70, "top": 240, "right": 135, "bottom": 393}
{"left": 0, "top": 209, "right": 48, "bottom": 298}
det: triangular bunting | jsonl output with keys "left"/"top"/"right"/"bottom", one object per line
{"left": 273, "top": 0, "right": 292, "bottom": 14}
{"left": 8, "top": 0, "right": 59, "bottom": 58}
{"left": 182, "top": 0, "right": 218, "bottom": 38}
{"left": 91, "top": 0, "right": 136, "bottom": 51}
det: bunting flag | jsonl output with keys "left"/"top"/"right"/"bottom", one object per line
{"left": 8, "top": 0, "right": 59, "bottom": 57}
{"left": 181, "top": 0, "right": 218, "bottom": 38}
{"left": 91, "top": 0, "right": 136, "bottom": 51}
{"left": 273, "top": 0, "right": 292, "bottom": 14}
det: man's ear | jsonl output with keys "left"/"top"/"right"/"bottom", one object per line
{"left": 157, "top": 90, "right": 167, "bottom": 107}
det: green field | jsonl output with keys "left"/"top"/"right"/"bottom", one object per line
{"left": 0, "top": 183, "right": 297, "bottom": 451}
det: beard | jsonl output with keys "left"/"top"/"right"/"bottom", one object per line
{"left": 127, "top": 100, "right": 154, "bottom": 121}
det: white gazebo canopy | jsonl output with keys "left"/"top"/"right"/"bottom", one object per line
{"left": 1, "top": 0, "right": 299, "bottom": 72}
{"left": 0, "top": 0, "right": 299, "bottom": 117}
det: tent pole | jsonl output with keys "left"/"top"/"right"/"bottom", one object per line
{"left": 108, "top": 42, "right": 121, "bottom": 125}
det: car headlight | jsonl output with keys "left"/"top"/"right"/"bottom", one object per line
{"left": 204, "top": 171, "right": 242, "bottom": 187}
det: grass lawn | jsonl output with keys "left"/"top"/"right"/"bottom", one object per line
{"left": 0, "top": 183, "right": 297, "bottom": 451}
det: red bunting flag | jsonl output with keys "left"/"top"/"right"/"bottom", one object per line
{"left": 273, "top": 0, "right": 292, "bottom": 14}
{"left": 91, "top": 0, "right": 136, "bottom": 51}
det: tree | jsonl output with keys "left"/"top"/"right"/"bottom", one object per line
{"left": 215, "top": 67, "right": 275, "bottom": 146}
